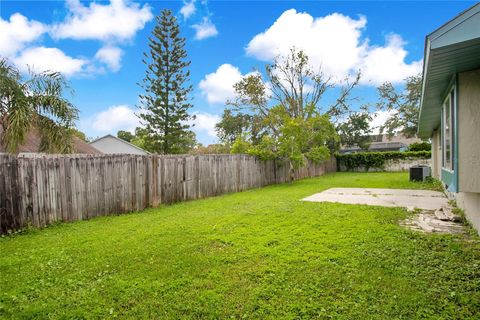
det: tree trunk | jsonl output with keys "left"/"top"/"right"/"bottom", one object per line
{"left": 289, "top": 160, "right": 295, "bottom": 184}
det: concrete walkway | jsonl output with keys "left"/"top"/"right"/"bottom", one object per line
{"left": 302, "top": 188, "right": 449, "bottom": 211}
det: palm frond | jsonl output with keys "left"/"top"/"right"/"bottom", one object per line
{"left": 37, "top": 116, "right": 75, "bottom": 153}
{"left": 0, "top": 58, "right": 78, "bottom": 154}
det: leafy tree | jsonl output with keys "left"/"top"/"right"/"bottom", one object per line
{"left": 138, "top": 9, "right": 195, "bottom": 154}
{"left": 215, "top": 109, "right": 249, "bottom": 144}
{"left": 189, "top": 143, "right": 230, "bottom": 155}
{"left": 0, "top": 59, "right": 78, "bottom": 153}
{"left": 70, "top": 128, "right": 89, "bottom": 142}
{"left": 117, "top": 130, "right": 134, "bottom": 143}
{"left": 376, "top": 74, "right": 422, "bottom": 138}
{"left": 230, "top": 136, "right": 252, "bottom": 155}
{"left": 228, "top": 48, "right": 356, "bottom": 179}
{"left": 336, "top": 111, "right": 373, "bottom": 151}
{"left": 215, "top": 109, "right": 264, "bottom": 145}
{"left": 264, "top": 106, "right": 337, "bottom": 180}
{"left": 229, "top": 47, "right": 360, "bottom": 124}
{"left": 128, "top": 126, "right": 196, "bottom": 154}
{"left": 232, "top": 106, "right": 338, "bottom": 182}
{"left": 129, "top": 127, "right": 154, "bottom": 151}
{"left": 173, "top": 130, "right": 197, "bottom": 153}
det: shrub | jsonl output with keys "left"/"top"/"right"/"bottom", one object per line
{"left": 336, "top": 151, "right": 431, "bottom": 171}
{"left": 230, "top": 137, "right": 251, "bottom": 154}
{"left": 408, "top": 142, "right": 431, "bottom": 152}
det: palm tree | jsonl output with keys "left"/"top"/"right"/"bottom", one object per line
{"left": 0, "top": 58, "right": 79, "bottom": 153}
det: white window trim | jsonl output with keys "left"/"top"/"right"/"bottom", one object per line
{"left": 441, "top": 86, "right": 455, "bottom": 172}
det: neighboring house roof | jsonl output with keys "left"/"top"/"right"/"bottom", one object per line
{"left": 89, "top": 134, "right": 150, "bottom": 155}
{"left": 418, "top": 3, "right": 480, "bottom": 138}
{"left": 340, "top": 141, "right": 407, "bottom": 154}
{"left": 0, "top": 126, "right": 102, "bottom": 154}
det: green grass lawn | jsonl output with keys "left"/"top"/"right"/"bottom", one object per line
{"left": 1, "top": 172, "right": 479, "bottom": 319}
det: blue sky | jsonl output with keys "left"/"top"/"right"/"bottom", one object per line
{"left": 1, "top": 0, "right": 476, "bottom": 144}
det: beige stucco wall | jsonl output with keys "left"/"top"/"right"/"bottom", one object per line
{"left": 456, "top": 192, "right": 480, "bottom": 234}
{"left": 458, "top": 69, "right": 480, "bottom": 193}
{"left": 456, "top": 69, "right": 480, "bottom": 235}
{"left": 431, "top": 129, "right": 441, "bottom": 179}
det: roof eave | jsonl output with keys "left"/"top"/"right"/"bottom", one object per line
{"left": 418, "top": 3, "right": 480, "bottom": 138}
{"left": 417, "top": 37, "right": 432, "bottom": 138}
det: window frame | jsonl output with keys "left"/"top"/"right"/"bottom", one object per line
{"left": 441, "top": 86, "right": 455, "bottom": 171}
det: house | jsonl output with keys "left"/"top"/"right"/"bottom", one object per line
{"left": 89, "top": 134, "right": 150, "bottom": 155}
{"left": 0, "top": 127, "right": 102, "bottom": 154}
{"left": 339, "top": 134, "right": 421, "bottom": 153}
{"left": 418, "top": 3, "right": 480, "bottom": 232}
{"left": 370, "top": 134, "right": 422, "bottom": 146}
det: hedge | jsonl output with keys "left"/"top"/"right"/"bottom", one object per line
{"left": 335, "top": 151, "right": 431, "bottom": 171}
{"left": 408, "top": 142, "right": 431, "bottom": 152}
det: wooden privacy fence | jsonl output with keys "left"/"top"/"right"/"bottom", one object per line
{"left": 0, "top": 154, "right": 336, "bottom": 234}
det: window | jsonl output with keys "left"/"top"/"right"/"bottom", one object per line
{"left": 371, "top": 135, "right": 383, "bottom": 142}
{"left": 442, "top": 89, "right": 454, "bottom": 170}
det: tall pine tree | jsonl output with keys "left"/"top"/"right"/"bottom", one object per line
{"left": 138, "top": 9, "right": 195, "bottom": 154}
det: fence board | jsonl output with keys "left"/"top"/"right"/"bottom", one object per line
{"left": 0, "top": 153, "right": 336, "bottom": 233}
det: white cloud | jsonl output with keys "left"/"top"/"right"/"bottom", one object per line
{"left": 1, "top": 2, "right": 148, "bottom": 77}
{"left": 190, "top": 112, "right": 220, "bottom": 138}
{"left": 95, "top": 46, "right": 123, "bottom": 72}
{"left": 199, "top": 64, "right": 244, "bottom": 104}
{"left": 246, "top": 9, "right": 421, "bottom": 85}
{"left": 192, "top": 17, "right": 218, "bottom": 40}
{"left": 180, "top": 0, "right": 196, "bottom": 20}
{"left": 13, "top": 46, "right": 87, "bottom": 76}
{"left": 370, "top": 110, "right": 395, "bottom": 134}
{"left": 0, "top": 13, "right": 47, "bottom": 57}
{"left": 51, "top": 0, "right": 153, "bottom": 42}
{"left": 360, "top": 34, "right": 422, "bottom": 85}
{"left": 89, "top": 105, "right": 140, "bottom": 134}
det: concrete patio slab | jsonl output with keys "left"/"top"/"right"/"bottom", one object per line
{"left": 302, "top": 188, "right": 449, "bottom": 211}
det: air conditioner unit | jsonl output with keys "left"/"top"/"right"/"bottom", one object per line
{"left": 409, "top": 165, "right": 431, "bottom": 182}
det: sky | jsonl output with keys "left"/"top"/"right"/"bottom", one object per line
{"left": 0, "top": 0, "right": 476, "bottom": 144}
